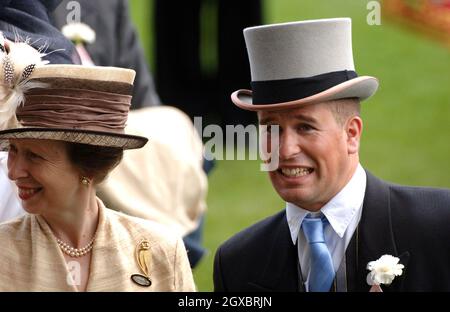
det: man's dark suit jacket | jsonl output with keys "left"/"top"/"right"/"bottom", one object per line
{"left": 50, "top": 0, "right": 161, "bottom": 109}
{"left": 213, "top": 171, "right": 450, "bottom": 291}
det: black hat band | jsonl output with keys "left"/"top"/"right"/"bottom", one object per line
{"left": 251, "top": 70, "right": 358, "bottom": 104}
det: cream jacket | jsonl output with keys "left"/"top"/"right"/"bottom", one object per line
{"left": 0, "top": 200, "right": 196, "bottom": 291}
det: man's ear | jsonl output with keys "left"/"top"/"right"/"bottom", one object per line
{"left": 345, "top": 116, "right": 363, "bottom": 154}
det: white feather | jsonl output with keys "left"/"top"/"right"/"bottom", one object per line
{"left": 0, "top": 35, "right": 48, "bottom": 130}
{"left": 7, "top": 41, "right": 48, "bottom": 75}
{"left": 0, "top": 81, "right": 48, "bottom": 130}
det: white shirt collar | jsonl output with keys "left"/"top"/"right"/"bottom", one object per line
{"left": 286, "top": 164, "right": 367, "bottom": 244}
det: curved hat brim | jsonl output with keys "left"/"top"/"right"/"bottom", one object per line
{"left": 0, "top": 128, "right": 148, "bottom": 151}
{"left": 232, "top": 76, "right": 378, "bottom": 111}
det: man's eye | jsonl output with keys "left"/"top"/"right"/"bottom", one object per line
{"left": 297, "top": 124, "right": 314, "bottom": 132}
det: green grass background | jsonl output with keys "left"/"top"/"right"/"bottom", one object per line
{"left": 129, "top": 0, "right": 450, "bottom": 291}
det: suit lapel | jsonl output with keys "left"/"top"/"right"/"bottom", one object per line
{"left": 345, "top": 226, "right": 359, "bottom": 291}
{"left": 346, "top": 171, "right": 409, "bottom": 292}
{"left": 248, "top": 211, "right": 299, "bottom": 292}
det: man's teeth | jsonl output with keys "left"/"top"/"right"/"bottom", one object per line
{"left": 281, "top": 168, "right": 311, "bottom": 177}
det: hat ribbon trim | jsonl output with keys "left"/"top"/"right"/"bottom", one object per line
{"left": 251, "top": 70, "right": 357, "bottom": 104}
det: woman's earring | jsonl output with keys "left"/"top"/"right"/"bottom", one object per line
{"left": 81, "top": 177, "right": 90, "bottom": 186}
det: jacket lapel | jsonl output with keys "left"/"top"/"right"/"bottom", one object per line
{"left": 345, "top": 227, "right": 359, "bottom": 291}
{"left": 346, "top": 171, "right": 409, "bottom": 292}
{"left": 248, "top": 211, "right": 299, "bottom": 292}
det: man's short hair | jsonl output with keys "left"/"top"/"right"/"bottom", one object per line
{"left": 328, "top": 98, "right": 361, "bottom": 126}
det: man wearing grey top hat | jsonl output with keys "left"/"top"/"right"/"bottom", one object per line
{"left": 213, "top": 18, "right": 450, "bottom": 292}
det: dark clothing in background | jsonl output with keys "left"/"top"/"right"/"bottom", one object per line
{"left": 0, "top": 0, "right": 75, "bottom": 64}
{"left": 51, "top": 0, "right": 161, "bottom": 109}
{"left": 155, "top": 0, "right": 261, "bottom": 126}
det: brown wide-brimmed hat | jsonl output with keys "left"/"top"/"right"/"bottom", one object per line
{"left": 0, "top": 39, "right": 147, "bottom": 150}
{"left": 231, "top": 18, "right": 379, "bottom": 111}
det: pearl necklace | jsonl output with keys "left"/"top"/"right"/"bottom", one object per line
{"left": 56, "top": 235, "right": 96, "bottom": 258}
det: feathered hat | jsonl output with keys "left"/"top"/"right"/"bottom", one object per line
{"left": 231, "top": 18, "right": 379, "bottom": 111}
{"left": 0, "top": 38, "right": 147, "bottom": 150}
{"left": 0, "top": 0, "right": 146, "bottom": 150}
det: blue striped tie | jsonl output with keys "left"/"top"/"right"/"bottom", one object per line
{"left": 302, "top": 215, "right": 335, "bottom": 292}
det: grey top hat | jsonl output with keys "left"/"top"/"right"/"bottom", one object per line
{"left": 231, "top": 18, "right": 379, "bottom": 111}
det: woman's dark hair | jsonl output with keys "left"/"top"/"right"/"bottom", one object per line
{"left": 66, "top": 142, "right": 123, "bottom": 184}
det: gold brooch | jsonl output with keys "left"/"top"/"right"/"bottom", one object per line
{"left": 131, "top": 239, "right": 152, "bottom": 287}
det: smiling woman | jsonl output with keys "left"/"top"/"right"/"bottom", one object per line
{"left": 6, "top": 140, "right": 123, "bottom": 215}
{"left": 7, "top": 139, "right": 81, "bottom": 214}
{"left": 0, "top": 34, "right": 195, "bottom": 291}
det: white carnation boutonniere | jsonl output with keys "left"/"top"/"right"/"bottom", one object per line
{"left": 366, "top": 254, "right": 404, "bottom": 292}
{"left": 61, "top": 23, "right": 96, "bottom": 66}
{"left": 61, "top": 22, "right": 96, "bottom": 45}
